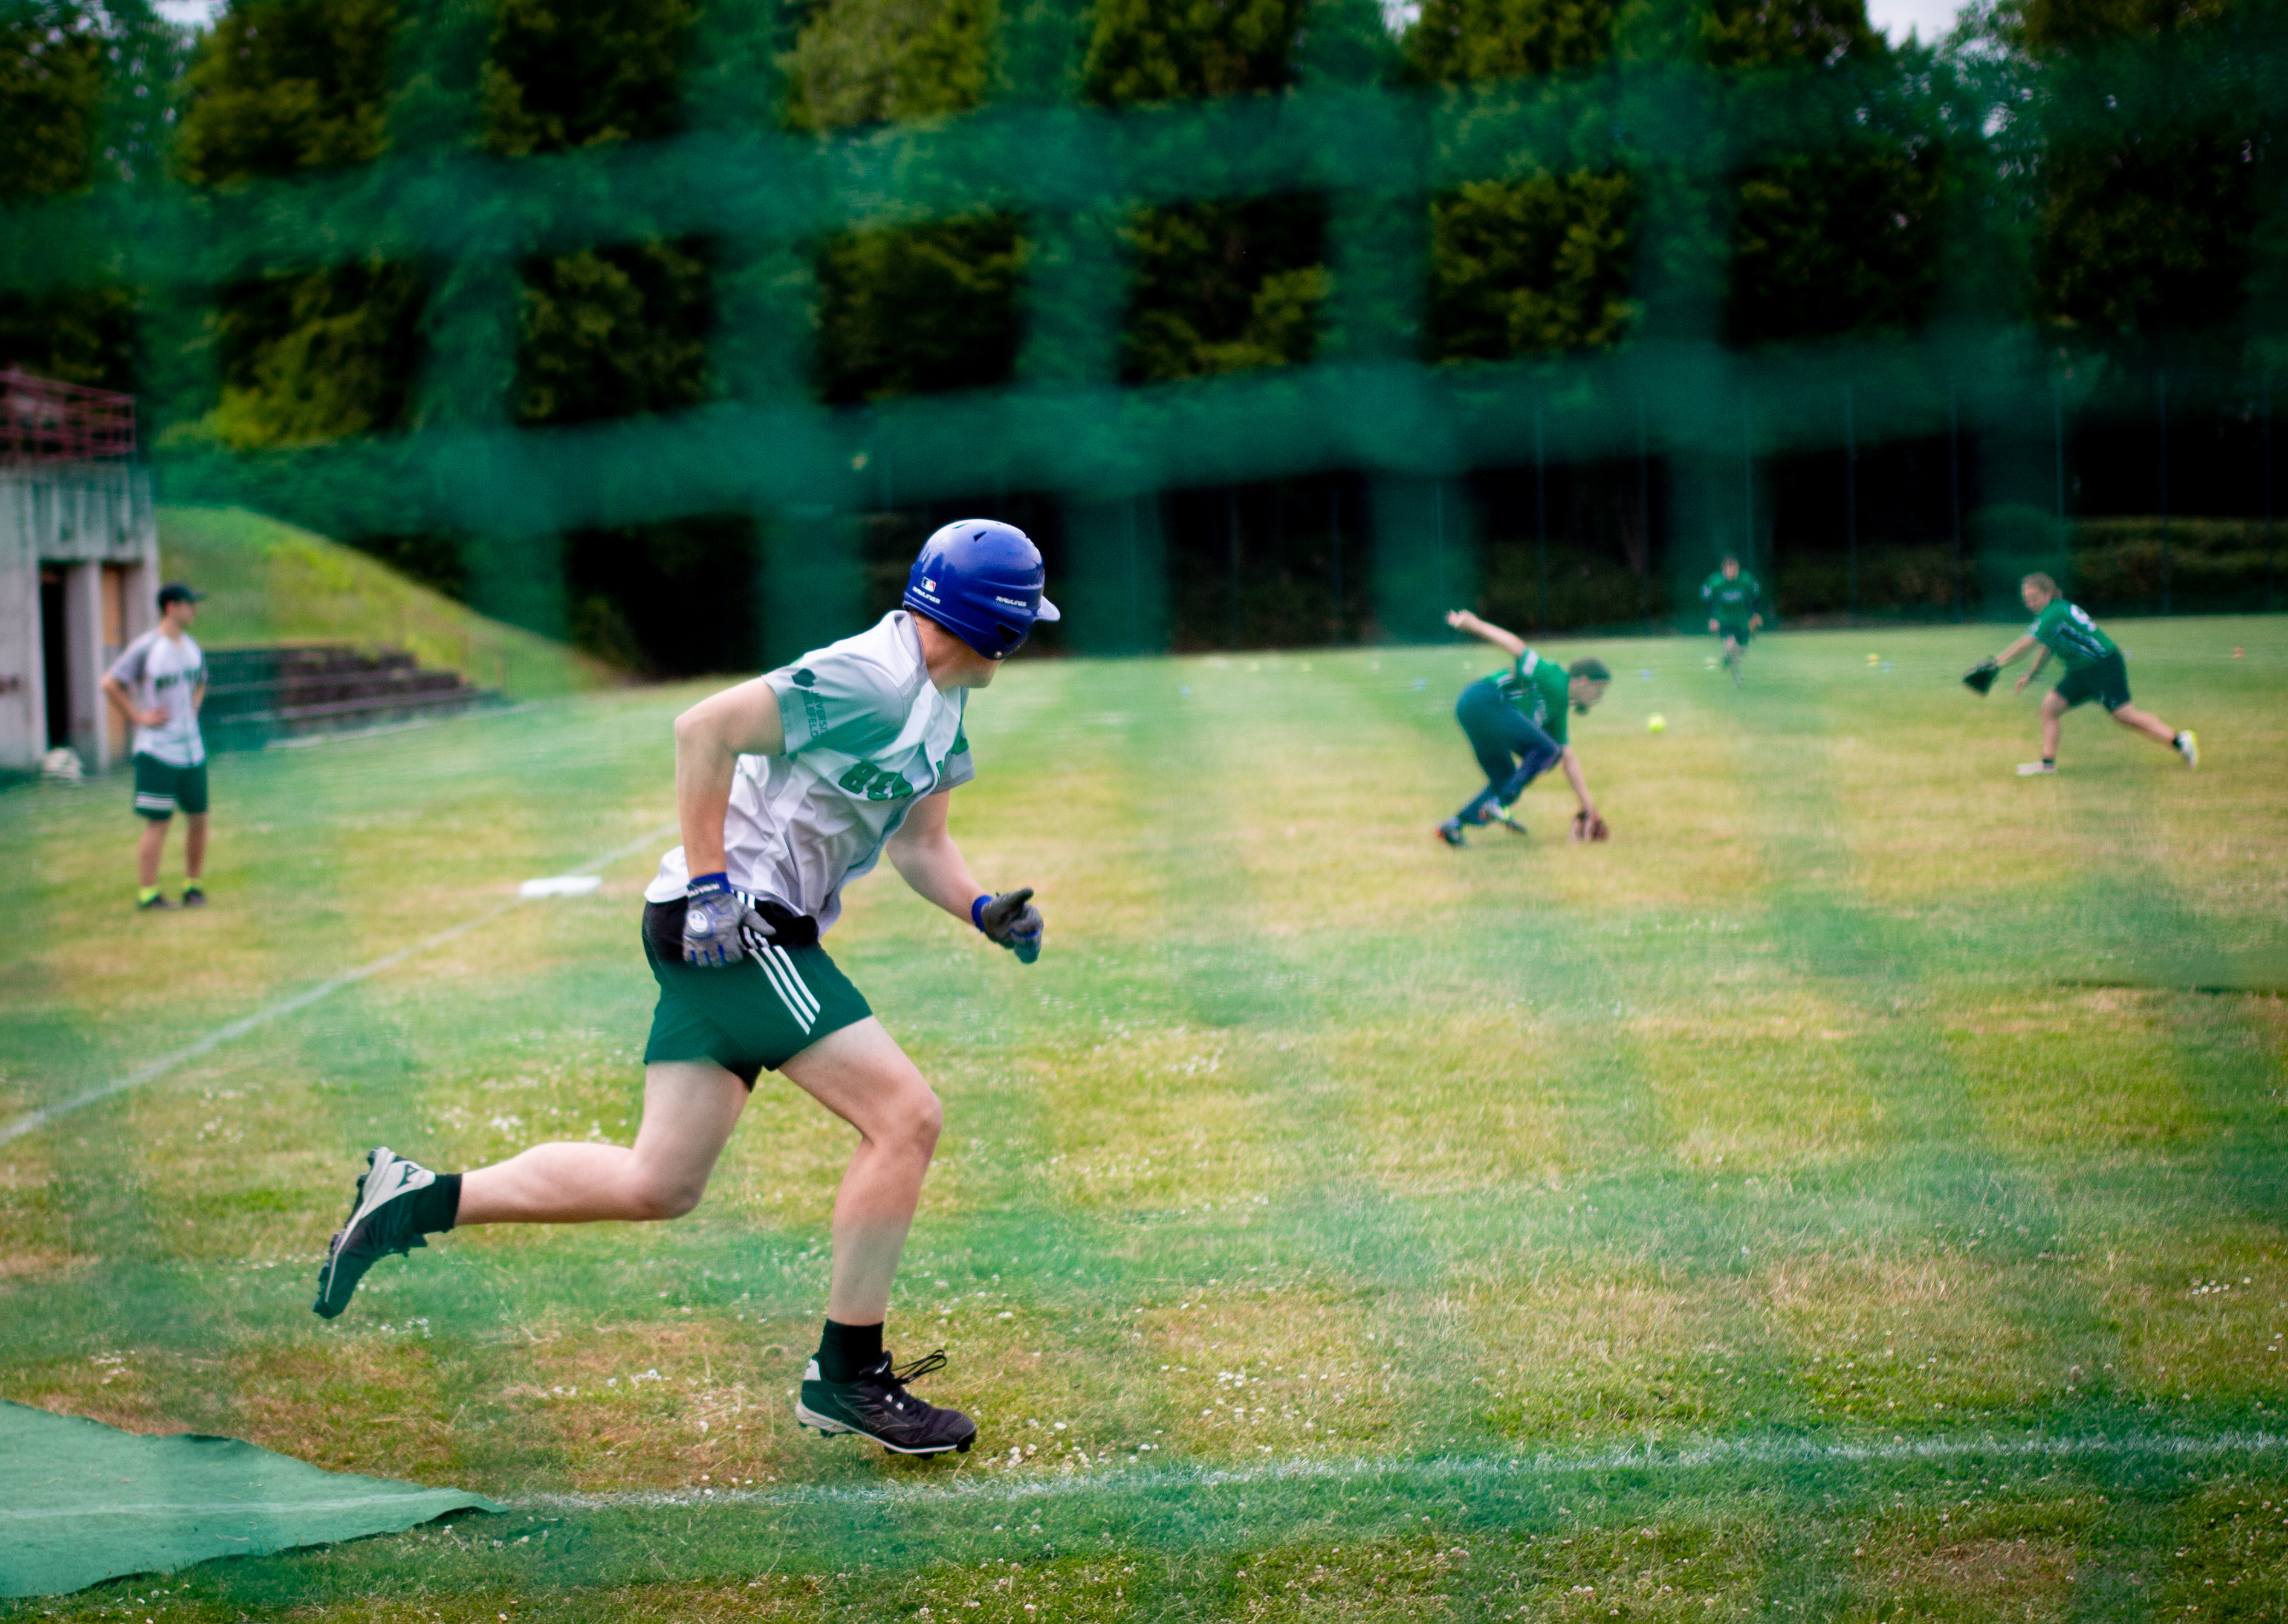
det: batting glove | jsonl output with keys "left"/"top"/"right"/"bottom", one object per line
{"left": 973, "top": 888, "right": 1044, "bottom": 964}
{"left": 682, "top": 873, "right": 763, "bottom": 966}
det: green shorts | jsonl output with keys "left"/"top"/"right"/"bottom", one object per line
{"left": 640, "top": 901, "right": 872, "bottom": 1087}
{"left": 2055, "top": 651, "right": 2131, "bottom": 712}
{"left": 1716, "top": 621, "right": 1753, "bottom": 645}
{"left": 132, "top": 753, "right": 209, "bottom": 819}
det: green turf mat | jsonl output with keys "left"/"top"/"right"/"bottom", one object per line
{"left": 0, "top": 1402, "right": 499, "bottom": 1598}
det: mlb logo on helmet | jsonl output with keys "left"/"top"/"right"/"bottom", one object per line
{"left": 903, "top": 520, "right": 1060, "bottom": 660}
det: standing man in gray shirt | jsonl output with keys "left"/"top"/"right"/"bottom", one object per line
{"left": 101, "top": 581, "right": 209, "bottom": 910}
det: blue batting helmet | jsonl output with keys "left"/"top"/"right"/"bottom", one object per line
{"left": 903, "top": 519, "right": 1060, "bottom": 660}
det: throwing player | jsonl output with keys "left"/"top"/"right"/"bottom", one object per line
{"left": 1981, "top": 572, "right": 2196, "bottom": 776}
{"left": 1699, "top": 554, "right": 1763, "bottom": 684}
{"left": 1437, "top": 609, "right": 1609, "bottom": 846}
{"left": 313, "top": 521, "right": 1058, "bottom": 1458}
{"left": 100, "top": 581, "right": 209, "bottom": 910}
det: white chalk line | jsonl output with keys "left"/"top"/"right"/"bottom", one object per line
{"left": 0, "top": 824, "right": 675, "bottom": 1148}
{"left": 0, "top": 1490, "right": 490, "bottom": 1523}
{"left": 507, "top": 1427, "right": 2288, "bottom": 1515}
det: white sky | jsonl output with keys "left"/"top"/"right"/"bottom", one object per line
{"left": 150, "top": 0, "right": 1968, "bottom": 53}
{"left": 1864, "top": 0, "right": 1971, "bottom": 43}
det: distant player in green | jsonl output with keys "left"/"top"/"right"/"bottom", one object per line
{"left": 1700, "top": 554, "right": 1763, "bottom": 684}
{"left": 1437, "top": 609, "right": 1610, "bottom": 846}
{"left": 1985, "top": 572, "right": 2197, "bottom": 776}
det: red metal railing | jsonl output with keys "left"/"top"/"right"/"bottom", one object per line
{"left": 0, "top": 367, "right": 137, "bottom": 462}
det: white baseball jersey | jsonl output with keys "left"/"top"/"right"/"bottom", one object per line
{"left": 645, "top": 610, "right": 974, "bottom": 933}
{"left": 105, "top": 629, "right": 207, "bottom": 767}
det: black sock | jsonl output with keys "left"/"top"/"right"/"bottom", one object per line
{"left": 817, "top": 1318, "right": 884, "bottom": 1382}
{"left": 407, "top": 1173, "right": 461, "bottom": 1235}
{"left": 2043, "top": 757, "right": 2055, "bottom": 767}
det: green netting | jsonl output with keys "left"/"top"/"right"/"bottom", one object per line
{"left": 0, "top": 1401, "right": 498, "bottom": 1597}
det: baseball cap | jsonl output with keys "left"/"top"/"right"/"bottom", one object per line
{"left": 157, "top": 582, "right": 206, "bottom": 609}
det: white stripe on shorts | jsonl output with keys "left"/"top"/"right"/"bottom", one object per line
{"left": 752, "top": 951, "right": 816, "bottom": 1034}
{"left": 765, "top": 944, "right": 822, "bottom": 1021}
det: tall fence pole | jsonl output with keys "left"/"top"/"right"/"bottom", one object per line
{"left": 2157, "top": 370, "right": 2171, "bottom": 616}
{"left": 1433, "top": 480, "right": 1448, "bottom": 626}
{"left": 1741, "top": 398, "right": 1753, "bottom": 572}
{"left": 1844, "top": 384, "right": 1858, "bottom": 626}
{"left": 1949, "top": 378, "right": 1964, "bottom": 622}
{"left": 1328, "top": 484, "right": 1343, "bottom": 642}
{"left": 2054, "top": 377, "right": 2068, "bottom": 559}
{"left": 2267, "top": 372, "right": 2278, "bottom": 613}
{"left": 1637, "top": 394, "right": 1652, "bottom": 635}
{"left": 1534, "top": 406, "right": 1548, "bottom": 635}
{"left": 1127, "top": 497, "right": 1141, "bottom": 653}
{"left": 1227, "top": 488, "right": 1242, "bottom": 650}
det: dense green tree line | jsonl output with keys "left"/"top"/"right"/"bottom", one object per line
{"left": 0, "top": 0, "right": 2270, "bottom": 662}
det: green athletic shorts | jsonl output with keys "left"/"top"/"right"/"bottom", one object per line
{"left": 640, "top": 900, "right": 872, "bottom": 1087}
{"left": 132, "top": 753, "right": 209, "bottom": 819}
{"left": 2054, "top": 650, "right": 2131, "bottom": 712}
{"left": 1716, "top": 620, "right": 1753, "bottom": 645}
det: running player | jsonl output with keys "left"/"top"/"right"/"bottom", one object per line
{"left": 1699, "top": 554, "right": 1763, "bottom": 684}
{"left": 313, "top": 521, "right": 1058, "bottom": 1458}
{"left": 1981, "top": 572, "right": 2197, "bottom": 777}
{"left": 100, "top": 582, "right": 209, "bottom": 910}
{"left": 1437, "top": 609, "right": 1609, "bottom": 846}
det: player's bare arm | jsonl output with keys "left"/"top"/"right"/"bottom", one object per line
{"left": 672, "top": 676, "right": 786, "bottom": 875}
{"left": 1560, "top": 745, "right": 1596, "bottom": 821}
{"left": 100, "top": 671, "right": 166, "bottom": 730}
{"left": 2014, "top": 647, "right": 2049, "bottom": 694}
{"left": 1446, "top": 609, "right": 1526, "bottom": 658}
{"left": 886, "top": 790, "right": 988, "bottom": 919}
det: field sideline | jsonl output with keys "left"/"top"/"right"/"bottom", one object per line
{"left": 3, "top": 618, "right": 2286, "bottom": 1621}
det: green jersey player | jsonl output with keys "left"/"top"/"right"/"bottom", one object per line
{"left": 1436, "top": 609, "right": 1610, "bottom": 845}
{"left": 1699, "top": 554, "right": 1763, "bottom": 684}
{"left": 1982, "top": 572, "right": 2196, "bottom": 776}
{"left": 314, "top": 522, "right": 1059, "bottom": 1458}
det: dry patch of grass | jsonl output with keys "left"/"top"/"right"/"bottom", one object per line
{"left": 1850, "top": 1529, "right": 2080, "bottom": 1622}
{"left": 1140, "top": 1287, "right": 1420, "bottom": 1459}
{"left": 1464, "top": 1276, "right": 1732, "bottom": 1441}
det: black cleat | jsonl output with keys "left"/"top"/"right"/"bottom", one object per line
{"left": 313, "top": 1147, "right": 438, "bottom": 1319}
{"left": 796, "top": 1350, "right": 977, "bottom": 1455}
{"left": 1436, "top": 818, "right": 1468, "bottom": 847}
{"left": 181, "top": 886, "right": 207, "bottom": 908}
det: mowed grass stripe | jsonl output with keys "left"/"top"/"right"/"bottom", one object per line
{"left": 4, "top": 622, "right": 2287, "bottom": 1620}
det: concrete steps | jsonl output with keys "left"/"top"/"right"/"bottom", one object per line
{"left": 202, "top": 644, "right": 500, "bottom": 750}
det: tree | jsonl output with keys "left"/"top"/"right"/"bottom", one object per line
{"left": 1409, "top": 0, "right": 1641, "bottom": 363}
{"left": 2022, "top": 0, "right": 2255, "bottom": 364}
{"left": 1085, "top": 0, "right": 1329, "bottom": 382}
{"left": 1705, "top": 0, "right": 1949, "bottom": 348}
{"left": 792, "top": 0, "right": 1028, "bottom": 404}
{"left": 0, "top": 0, "right": 145, "bottom": 392}
{"left": 176, "top": 0, "right": 421, "bottom": 445}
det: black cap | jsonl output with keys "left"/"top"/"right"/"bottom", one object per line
{"left": 157, "top": 581, "right": 205, "bottom": 609}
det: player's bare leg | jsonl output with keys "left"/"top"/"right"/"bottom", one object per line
{"left": 2111, "top": 701, "right": 2194, "bottom": 768}
{"left": 778, "top": 1018, "right": 942, "bottom": 1323}
{"left": 456, "top": 1059, "right": 750, "bottom": 1224}
{"left": 137, "top": 816, "right": 169, "bottom": 888}
{"left": 183, "top": 813, "right": 209, "bottom": 895}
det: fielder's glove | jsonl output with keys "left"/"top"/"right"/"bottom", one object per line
{"left": 973, "top": 888, "right": 1044, "bottom": 964}
{"left": 1962, "top": 659, "right": 2000, "bottom": 696}
{"left": 682, "top": 873, "right": 764, "bottom": 966}
{"left": 1571, "top": 810, "right": 1611, "bottom": 843}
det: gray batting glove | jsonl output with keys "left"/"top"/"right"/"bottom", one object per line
{"left": 682, "top": 873, "right": 763, "bottom": 966}
{"left": 975, "top": 888, "right": 1044, "bottom": 965}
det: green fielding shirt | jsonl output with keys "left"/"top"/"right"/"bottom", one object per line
{"left": 1489, "top": 650, "right": 1572, "bottom": 746}
{"left": 1700, "top": 570, "right": 1762, "bottom": 624}
{"left": 2030, "top": 598, "right": 2119, "bottom": 671}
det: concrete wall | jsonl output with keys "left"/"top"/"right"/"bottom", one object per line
{"left": 0, "top": 466, "right": 159, "bottom": 772}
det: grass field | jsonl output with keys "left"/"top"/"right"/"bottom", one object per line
{"left": 3, "top": 616, "right": 2286, "bottom": 1621}
{"left": 158, "top": 506, "right": 618, "bottom": 699}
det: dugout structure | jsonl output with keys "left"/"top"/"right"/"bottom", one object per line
{"left": 10, "top": 1, "right": 2287, "bottom": 660}
{"left": 0, "top": 371, "right": 159, "bottom": 774}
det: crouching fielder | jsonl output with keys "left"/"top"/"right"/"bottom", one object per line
{"left": 313, "top": 521, "right": 1057, "bottom": 1457}
{"left": 1437, "top": 609, "right": 1609, "bottom": 845}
